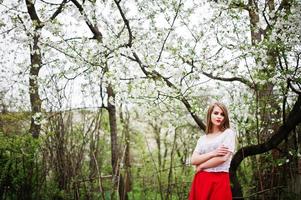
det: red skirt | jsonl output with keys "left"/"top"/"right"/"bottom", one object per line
{"left": 188, "top": 171, "right": 232, "bottom": 200}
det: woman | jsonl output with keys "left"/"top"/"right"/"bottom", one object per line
{"left": 188, "top": 102, "right": 236, "bottom": 200}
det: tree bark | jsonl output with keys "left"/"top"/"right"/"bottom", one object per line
{"left": 119, "top": 106, "right": 131, "bottom": 200}
{"left": 248, "top": 0, "right": 261, "bottom": 45}
{"left": 26, "top": 0, "right": 67, "bottom": 138}
{"left": 28, "top": 33, "right": 42, "bottom": 138}
{"left": 107, "top": 84, "right": 118, "bottom": 174}
{"left": 107, "top": 83, "right": 126, "bottom": 200}
{"left": 25, "top": 0, "right": 43, "bottom": 138}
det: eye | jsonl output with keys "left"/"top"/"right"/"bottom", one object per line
{"left": 213, "top": 111, "right": 219, "bottom": 115}
{"left": 221, "top": 113, "right": 225, "bottom": 116}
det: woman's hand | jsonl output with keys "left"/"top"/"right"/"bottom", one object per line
{"left": 195, "top": 164, "right": 203, "bottom": 173}
{"left": 211, "top": 145, "right": 229, "bottom": 157}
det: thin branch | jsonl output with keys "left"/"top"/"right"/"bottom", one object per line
{"left": 231, "top": 19, "right": 257, "bottom": 88}
{"left": 40, "top": 0, "right": 65, "bottom": 5}
{"left": 129, "top": 51, "right": 206, "bottom": 130}
{"left": 73, "top": 175, "right": 113, "bottom": 183}
{"left": 186, "top": 60, "right": 255, "bottom": 89}
{"left": 119, "top": 76, "right": 148, "bottom": 81}
{"left": 156, "top": 0, "right": 182, "bottom": 62}
{"left": 0, "top": 26, "right": 16, "bottom": 35}
{"left": 92, "top": 151, "right": 106, "bottom": 200}
{"left": 43, "top": 42, "right": 102, "bottom": 67}
{"left": 261, "top": 0, "right": 271, "bottom": 35}
{"left": 203, "top": 71, "right": 253, "bottom": 87}
{"left": 229, "top": 1, "right": 250, "bottom": 11}
{"left": 178, "top": 14, "right": 199, "bottom": 43}
{"left": 233, "top": 186, "right": 287, "bottom": 199}
{"left": 179, "top": 60, "right": 195, "bottom": 86}
{"left": 113, "top": 0, "right": 132, "bottom": 47}
{"left": 293, "top": 52, "right": 300, "bottom": 77}
{"left": 263, "top": 0, "right": 292, "bottom": 35}
{"left": 70, "top": 0, "right": 103, "bottom": 42}
{"left": 49, "top": 0, "right": 68, "bottom": 21}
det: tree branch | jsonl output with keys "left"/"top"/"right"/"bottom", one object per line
{"left": 229, "top": 1, "right": 250, "bottom": 11}
{"left": 70, "top": 0, "right": 103, "bottom": 42}
{"left": 130, "top": 52, "right": 206, "bottom": 130}
{"left": 113, "top": 0, "right": 132, "bottom": 47}
{"left": 288, "top": 79, "right": 301, "bottom": 95}
{"left": 25, "top": 0, "right": 42, "bottom": 28}
{"left": 49, "top": 0, "right": 68, "bottom": 21}
{"left": 230, "top": 94, "right": 301, "bottom": 198}
{"left": 230, "top": 94, "right": 301, "bottom": 190}
{"left": 156, "top": 0, "right": 182, "bottom": 62}
{"left": 186, "top": 60, "right": 255, "bottom": 89}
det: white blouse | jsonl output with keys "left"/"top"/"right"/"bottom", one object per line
{"left": 193, "top": 128, "right": 236, "bottom": 172}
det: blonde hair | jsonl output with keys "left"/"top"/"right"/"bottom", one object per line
{"left": 205, "top": 102, "right": 230, "bottom": 134}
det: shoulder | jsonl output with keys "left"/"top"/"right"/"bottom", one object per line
{"left": 223, "top": 128, "right": 236, "bottom": 136}
{"left": 196, "top": 134, "right": 206, "bottom": 143}
{"left": 198, "top": 134, "right": 206, "bottom": 140}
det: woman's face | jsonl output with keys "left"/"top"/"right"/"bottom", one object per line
{"left": 211, "top": 106, "right": 225, "bottom": 128}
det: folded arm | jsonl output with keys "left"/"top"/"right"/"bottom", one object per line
{"left": 196, "top": 152, "right": 232, "bottom": 172}
{"left": 191, "top": 151, "right": 214, "bottom": 165}
{"left": 191, "top": 145, "right": 229, "bottom": 166}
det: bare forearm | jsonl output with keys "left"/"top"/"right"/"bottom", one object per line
{"left": 191, "top": 145, "right": 230, "bottom": 165}
{"left": 191, "top": 151, "right": 214, "bottom": 165}
{"left": 198, "top": 157, "right": 225, "bottom": 169}
{"left": 198, "top": 153, "right": 231, "bottom": 169}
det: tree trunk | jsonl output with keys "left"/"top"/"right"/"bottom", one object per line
{"left": 107, "top": 84, "right": 118, "bottom": 175}
{"left": 28, "top": 27, "right": 42, "bottom": 138}
{"left": 25, "top": 0, "right": 43, "bottom": 138}
{"left": 107, "top": 83, "right": 126, "bottom": 200}
{"left": 122, "top": 109, "right": 131, "bottom": 200}
{"left": 56, "top": 113, "right": 68, "bottom": 192}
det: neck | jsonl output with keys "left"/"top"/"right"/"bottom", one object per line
{"left": 212, "top": 126, "right": 221, "bottom": 134}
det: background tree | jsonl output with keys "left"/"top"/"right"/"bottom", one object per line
{"left": 0, "top": 0, "right": 300, "bottom": 199}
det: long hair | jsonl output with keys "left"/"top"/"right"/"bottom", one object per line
{"left": 205, "top": 102, "right": 230, "bottom": 134}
